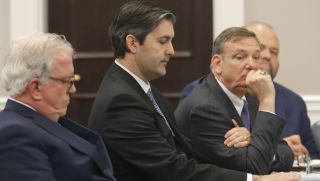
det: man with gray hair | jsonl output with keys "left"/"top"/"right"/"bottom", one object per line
{"left": 0, "top": 32, "right": 116, "bottom": 181}
{"left": 175, "top": 27, "right": 294, "bottom": 174}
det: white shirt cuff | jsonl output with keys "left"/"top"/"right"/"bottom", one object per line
{"left": 247, "top": 173, "right": 252, "bottom": 181}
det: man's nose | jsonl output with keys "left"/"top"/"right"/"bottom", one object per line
{"left": 68, "top": 83, "right": 76, "bottom": 94}
{"left": 166, "top": 42, "right": 175, "bottom": 55}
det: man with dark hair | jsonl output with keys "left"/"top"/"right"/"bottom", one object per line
{"left": 89, "top": 1, "right": 300, "bottom": 181}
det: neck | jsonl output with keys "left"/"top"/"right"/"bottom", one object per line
{"left": 117, "top": 57, "right": 149, "bottom": 84}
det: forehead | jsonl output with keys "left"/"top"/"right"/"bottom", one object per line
{"left": 147, "top": 20, "right": 175, "bottom": 38}
{"left": 224, "top": 37, "right": 260, "bottom": 54}
{"left": 250, "top": 27, "right": 279, "bottom": 48}
{"left": 51, "top": 50, "right": 74, "bottom": 75}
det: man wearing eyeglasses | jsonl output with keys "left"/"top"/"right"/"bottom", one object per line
{"left": 175, "top": 27, "right": 294, "bottom": 174}
{"left": 0, "top": 32, "right": 116, "bottom": 181}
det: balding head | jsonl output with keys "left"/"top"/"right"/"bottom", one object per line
{"left": 245, "top": 22, "right": 280, "bottom": 79}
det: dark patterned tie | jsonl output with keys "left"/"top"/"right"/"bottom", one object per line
{"left": 241, "top": 100, "right": 250, "bottom": 130}
{"left": 147, "top": 88, "right": 175, "bottom": 136}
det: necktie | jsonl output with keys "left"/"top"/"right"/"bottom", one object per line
{"left": 241, "top": 100, "right": 250, "bottom": 130}
{"left": 146, "top": 88, "right": 175, "bottom": 136}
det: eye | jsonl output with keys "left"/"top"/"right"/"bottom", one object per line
{"left": 253, "top": 54, "right": 260, "bottom": 60}
{"left": 159, "top": 40, "right": 168, "bottom": 45}
{"left": 158, "top": 37, "right": 170, "bottom": 45}
{"left": 235, "top": 55, "right": 244, "bottom": 60}
{"left": 270, "top": 49, "right": 279, "bottom": 56}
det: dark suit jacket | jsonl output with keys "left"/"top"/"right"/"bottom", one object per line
{"left": 175, "top": 73, "right": 294, "bottom": 174}
{"left": 0, "top": 99, "right": 116, "bottom": 181}
{"left": 89, "top": 63, "right": 246, "bottom": 181}
{"left": 274, "top": 82, "right": 319, "bottom": 158}
{"left": 180, "top": 76, "right": 320, "bottom": 159}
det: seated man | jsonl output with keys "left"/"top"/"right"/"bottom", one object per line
{"left": 0, "top": 32, "right": 116, "bottom": 181}
{"left": 180, "top": 22, "right": 319, "bottom": 159}
{"left": 246, "top": 22, "right": 319, "bottom": 159}
{"left": 175, "top": 27, "right": 294, "bottom": 174}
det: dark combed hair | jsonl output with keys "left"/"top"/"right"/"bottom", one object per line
{"left": 212, "top": 27, "right": 260, "bottom": 55}
{"left": 109, "top": 0, "right": 176, "bottom": 58}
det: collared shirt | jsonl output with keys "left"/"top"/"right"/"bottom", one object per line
{"left": 215, "top": 77, "right": 253, "bottom": 181}
{"left": 115, "top": 60, "right": 150, "bottom": 93}
{"left": 116, "top": 60, "right": 252, "bottom": 181}
{"left": 8, "top": 97, "right": 36, "bottom": 111}
{"left": 215, "top": 77, "right": 246, "bottom": 116}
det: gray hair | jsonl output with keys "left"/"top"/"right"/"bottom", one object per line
{"left": 1, "top": 32, "right": 74, "bottom": 96}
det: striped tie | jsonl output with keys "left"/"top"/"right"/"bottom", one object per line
{"left": 146, "top": 88, "right": 175, "bottom": 136}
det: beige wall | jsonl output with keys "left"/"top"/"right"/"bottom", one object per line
{"left": 0, "top": 0, "right": 47, "bottom": 99}
{"left": 245, "top": 0, "right": 320, "bottom": 95}
{"left": 0, "top": 0, "right": 10, "bottom": 96}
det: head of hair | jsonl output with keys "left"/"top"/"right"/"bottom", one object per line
{"left": 1, "top": 31, "right": 74, "bottom": 97}
{"left": 212, "top": 27, "right": 260, "bottom": 55}
{"left": 109, "top": 0, "right": 176, "bottom": 58}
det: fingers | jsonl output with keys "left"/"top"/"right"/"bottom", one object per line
{"left": 231, "top": 119, "right": 239, "bottom": 127}
{"left": 246, "top": 69, "right": 275, "bottom": 101}
{"left": 233, "top": 140, "right": 250, "bottom": 148}
{"left": 224, "top": 127, "right": 251, "bottom": 147}
{"left": 224, "top": 119, "right": 241, "bottom": 138}
{"left": 284, "top": 135, "right": 309, "bottom": 158}
{"left": 225, "top": 134, "right": 249, "bottom": 147}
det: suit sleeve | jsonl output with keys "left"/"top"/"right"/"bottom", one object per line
{"left": 189, "top": 104, "right": 289, "bottom": 174}
{"left": 90, "top": 94, "right": 246, "bottom": 181}
{"left": 272, "top": 141, "right": 294, "bottom": 172}
{"left": 0, "top": 124, "right": 56, "bottom": 181}
{"left": 299, "top": 101, "right": 320, "bottom": 159}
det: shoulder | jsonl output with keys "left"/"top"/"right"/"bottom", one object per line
{"left": 0, "top": 110, "right": 39, "bottom": 134}
{"left": 176, "top": 82, "right": 220, "bottom": 118}
{"left": 274, "top": 82, "right": 305, "bottom": 105}
{"left": 0, "top": 112, "right": 46, "bottom": 153}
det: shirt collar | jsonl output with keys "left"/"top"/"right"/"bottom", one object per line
{"left": 8, "top": 97, "right": 37, "bottom": 111}
{"left": 215, "top": 76, "right": 246, "bottom": 116}
{"left": 115, "top": 60, "right": 150, "bottom": 93}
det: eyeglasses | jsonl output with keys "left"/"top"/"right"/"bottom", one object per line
{"left": 49, "top": 74, "right": 80, "bottom": 90}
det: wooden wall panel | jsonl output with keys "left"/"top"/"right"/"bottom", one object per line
{"left": 49, "top": 0, "right": 212, "bottom": 126}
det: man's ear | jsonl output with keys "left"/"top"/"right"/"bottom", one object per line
{"left": 28, "top": 78, "right": 42, "bottom": 100}
{"left": 211, "top": 54, "right": 223, "bottom": 74}
{"left": 125, "top": 34, "right": 139, "bottom": 54}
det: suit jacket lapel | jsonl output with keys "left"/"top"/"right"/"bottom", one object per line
{"left": 274, "top": 82, "right": 286, "bottom": 119}
{"left": 206, "top": 73, "right": 244, "bottom": 127}
{"left": 111, "top": 63, "right": 155, "bottom": 110}
{"left": 58, "top": 118, "right": 114, "bottom": 177}
{"left": 111, "top": 63, "right": 194, "bottom": 157}
{"left": 112, "top": 63, "right": 175, "bottom": 125}
{"left": 5, "top": 99, "right": 111, "bottom": 177}
{"left": 245, "top": 94, "right": 259, "bottom": 127}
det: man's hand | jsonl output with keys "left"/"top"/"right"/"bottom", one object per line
{"left": 283, "top": 135, "right": 309, "bottom": 159}
{"left": 224, "top": 119, "right": 251, "bottom": 148}
{"left": 253, "top": 172, "right": 301, "bottom": 181}
{"left": 246, "top": 69, "right": 275, "bottom": 113}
